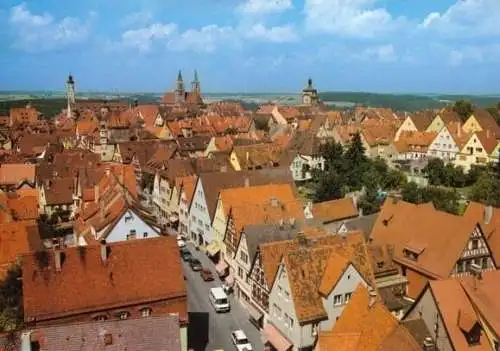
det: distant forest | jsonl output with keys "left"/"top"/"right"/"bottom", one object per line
{"left": 1, "top": 92, "right": 499, "bottom": 118}
{"left": 319, "top": 92, "right": 500, "bottom": 112}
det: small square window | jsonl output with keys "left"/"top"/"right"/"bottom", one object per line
{"left": 141, "top": 307, "right": 152, "bottom": 317}
{"left": 333, "top": 294, "right": 342, "bottom": 306}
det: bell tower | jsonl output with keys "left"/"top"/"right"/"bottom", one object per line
{"left": 66, "top": 73, "right": 75, "bottom": 118}
{"left": 191, "top": 69, "right": 201, "bottom": 96}
{"left": 302, "top": 77, "right": 319, "bottom": 105}
{"left": 175, "top": 70, "right": 185, "bottom": 104}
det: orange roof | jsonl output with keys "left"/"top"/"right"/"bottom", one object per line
{"left": 317, "top": 285, "right": 420, "bottom": 351}
{"left": 9, "top": 107, "right": 39, "bottom": 125}
{"left": 471, "top": 107, "right": 500, "bottom": 136}
{"left": 361, "top": 123, "right": 399, "bottom": 146}
{"left": 231, "top": 143, "right": 282, "bottom": 170}
{"left": 0, "top": 223, "right": 42, "bottom": 279}
{"left": 475, "top": 130, "right": 499, "bottom": 154}
{"left": 333, "top": 125, "right": 362, "bottom": 144}
{"left": 213, "top": 136, "right": 234, "bottom": 152}
{"left": 220, "top": 183, "right": 304, "bottom": 235}
{"left": 393, "top": 130, "right": 437, "bottom": 153}
{"left": 297, "top": 119, "right": 312, "bottom": 131}
{"left": 22, "top": 237, "right": 187, "bottom": 323}
{"left": 135, "top": 104, "right": 160, "bottom": 128}
{"left": 7, "top": 194, "right": 38, "bottom": 221}
{"left": 176, "top": 175, "right": 197, "bottom": 205}
{"left": 76, "top": 118, "right": 99, "bottom": 136}
{"left": 312, "top": 198, "right": 358, "bottom": 223}
{"left": 427, "top": 278, "right": 491, "bottom": 351}
{"left": 259, "top": 231, "right": 374, "bottom": 293}
{"left": 0, "top": 164, "right": 36, "bottom": 186}
{"left": 371, "top": 199, "right": 479, "bottom": 287}
{"left": 409, "top": 110, "right": 436, "bottom": 131}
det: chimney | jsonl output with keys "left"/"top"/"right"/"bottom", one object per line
{"left": 244, "top": 177, "right": 250, "bottom": 188}
{"left": 457, "top": 122, "right": 461, "bottom": 138}
{"left": 368, "top": 288, "right": 377, "bottom": 308}
{"left": 270, "top": 196, "right": 279, "bottom": 208}
{"left": 486, "top": 129, "right": 490, "bottom": 139}
{"left": 484, "top": 205, "right": 493, "bottom": 225}
{"left": 105, "top": 166, "right": 111, "bottom": 177}
{"left": 54, "top": 250, "right": 62, "bottom": 272}
{"left": 100, "top": 240, "right": 108, "bottom": 264}
{"left": 423, "top": 336, "right": 434, "bottom": 351}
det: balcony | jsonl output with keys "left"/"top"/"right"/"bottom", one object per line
{"left": 461, "top": 247, "right": 489, "bottom": 258}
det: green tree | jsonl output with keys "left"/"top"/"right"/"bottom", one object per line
{"left": 486, "top": 105, "right": 500, "bottom": 125}
{"left": 344, "top": 132, "right": 369, "bottom": 191}
{"left": 382, "top": 169, "right": 407, "bottom": 190}
{"left": 402, "top": 182, "right": 426, "bottom": 204}
{"left": 469, "top": 173, "right": 500, "bottom": 207}
{"left": 423, "top": 158, "right": 446, "bottom": 186}
{"left": 311, "top": 169, "right": 345, "bottom": 202}
{"left": 453, "top": 100, "right": 473, "bottom": 122}
{"left": 0, "top": 264, "right": 23, "bottom": 332}
{"left": 425, "top": 187, "right": 460, "bottom": 214}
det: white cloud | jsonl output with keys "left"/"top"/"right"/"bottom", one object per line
{"left": 304, "top": 0, "right": 404, "bottom": 38}
{"left": 238, "top": 0, "right": 293, "bottom": 15}
{"left": 246, "top": 23, "right": 298, "bottom": 42}
{"left": 360, "top": 44, "right": 398, "bottom": 62}
{"left": 420, "top": 0, "right": 500, "bottom": 37}
{"left": 118, "top": 23, "right": 177, "bottom": 52}
{"left": 9, "top": 3, "right": 94, "bottom": 52}
{"left": 449, "top": 47, "right": 483, "bottom": 66}
{"left": 167, "top": 25, "right": 237, "bottom": 53}
{"left": 120, "top": 11, "right": 153, "bottom": 27}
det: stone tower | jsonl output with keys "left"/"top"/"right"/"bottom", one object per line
{"left": 175, "top": 70, "right": 185, "bottom": 104}
{"left": 302, "top": 78, "right": 319, "bottom": 105}
{"left": 66, "top": 73, "right": 75, "bottom": 118}
{"left": 191, "top": 69, "right": 201, "bottom": 96}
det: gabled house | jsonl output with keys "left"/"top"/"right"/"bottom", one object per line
{"left": 393, "top": 131, "right": 437, "bottom": 161}
{"left": 394, "top": 114, "right": 419, "bottom": 141}
{"left": 454, "top": 132, "right": 493, "bottom": 172}
{"left": 316, "top": 284, "right": 425, "bottom": 351}
{"left": 265, "top": 233, "right": 372, "bottom": 351}
{"left": 190, "top": 169, "right": 294, "bottom": 248}
{"left": 462, "top": 107, "right": 500, "bottom": 136}
{"left": 409, "top": 110, "right": 436, "bottom": 132}
{"left": 404, "top": 271, "right": 499, "bottom": 351}
{"left": 426, "top": 107, "right": 460, "bottom": 133}
{"left": 176, "top": 175, "right": 197, "bottom": 236}
{"left": 236, "top": 222, "right": 326, "bottom": 328}
{"left": 217, "top": 184, "right": 304, "bottom": 302}
{"left": 285, "top": 131, "right": 324, "bottom": 182}
{"left": 39, "top": 177, "right": 74, "bottom": 217}
{"left": 21, "top": 237, "right": 188, "bottom": 350}
{"left": 427, "top": 125, "right": 460, "bottom": 161}
{"left": 9, "top": 106, "right": 40, "bottom": 127}
{"left": 370, "top": 198, "right": 497, "bottom": 299}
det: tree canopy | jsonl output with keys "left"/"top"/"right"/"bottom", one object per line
{"left": 0, "top": 264, "right": 23, "bottom": 333}
{"left": 453, "top": 100, "right": 474, "bottom": 122}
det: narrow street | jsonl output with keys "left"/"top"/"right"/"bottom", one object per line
{"left": 183, "top": 243, "right": 264, "bottom": 351}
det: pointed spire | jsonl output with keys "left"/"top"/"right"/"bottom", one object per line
{"left": 177, "top": 70, "right": 183, "bottom": 82}
{"left": 194, "top": 69, "right": 199, "bottom": 83}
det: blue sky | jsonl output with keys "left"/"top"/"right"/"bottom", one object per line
{"left": 0, "top": 0, "right": 499, "bottom": 93}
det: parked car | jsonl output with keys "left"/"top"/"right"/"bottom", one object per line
{"left": 180, "top": 249, "right": 192, "bottom": 262}
{"left": 231, "top": 330, "right": 252, "bottom": 351}
{"left": 177, "top": 239, "right": 186, "bottom": 248}
{"left": 189, "top": 258, "right": 203, "bottom": 271}
{"left": 200, "top": 268, "right": 214, "bottom": 281}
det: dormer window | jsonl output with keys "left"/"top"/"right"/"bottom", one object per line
{"left": 118, "top": 311, "right": 130, "bottom": 320}
{"left": 403, "top": 242, "right": 426, "bottom": 261}
{"left": 458, "top": 309, "right": 481, "bottom": 346}
{"left": 140, "top": 307, "right": 152, "bottom": 317}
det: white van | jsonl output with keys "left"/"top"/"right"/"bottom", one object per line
{"left": 209, "top": 287, "right": 230, "bottom": 313}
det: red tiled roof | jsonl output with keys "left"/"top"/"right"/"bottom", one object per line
{"left": 22, "top": 236, "right": 187, "bottom": 322}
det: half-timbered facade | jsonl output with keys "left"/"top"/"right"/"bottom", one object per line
{"left": 452, "top": 225, "right": 496, "bottom": 276}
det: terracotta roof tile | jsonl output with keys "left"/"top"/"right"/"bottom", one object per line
{"left": 22, "top": 236, "right": 187, "bottom": 323}
{"left": 371, "top": 198, "right": 478, "bottom": 284}
{"left": 312, "top": 198, "right": 358, "bottom": 224}
{"left": 43, "top": 177, "right": 74, "bottom": 206}
{"left": 231, "top": 143, "right": 282, "bottom": 169}
{"left": 393, "top": 131, "right": 437, "bottom": 153}
{"left": 256, "top": 104, "right": 275, "bottom": 115}
{"left": 409, "top": 110, "right": 436, "bottom": 131}
{"left": 7, "top": 193, "right": 39, "bottom": 221}
{"left": 475, "top": 130, "right": 499, "bottom": 154}
{"left": 0, "top": 223, "right": 42, "bottom": 278}
{"left": 9, "top": 107, "right": 39, "bottom": 126}
{"left": 320, "top": 285, "right": 421, "bottom": 351}
{"left": 0, "top": 163, "right": 36, "bottom": 186}
{"left": 428, "top": 278, "right": 491, "bottom": 351}
{"left": 33, "top": 315, "right": 182, "bottom": 351}
{"left": 472, "top": 107, "right": 500, "bottom": 136}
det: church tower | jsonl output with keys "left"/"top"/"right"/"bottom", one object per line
{"left": 175, "top": 70, "right": 185, "bottom": 104}
{"left": 191, "top": 69, "right": 201, "bottom": 96}
{"left": 66, "top": 73, "right": 75, "bottom": 118}
{"left": 301, "top": 78, "right": 319, "bottom": 105}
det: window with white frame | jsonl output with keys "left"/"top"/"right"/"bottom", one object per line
{"left": 240, "top": 251, "right": 248, "bottom": 264}
{"left": 344, "top": 292, "right": 352, "bottom": 304}
{"left": 238, "top": 266, "right": 244, "bottom": 278}
{"left": 333, "top": 294, "right": 342, "bottom": 306}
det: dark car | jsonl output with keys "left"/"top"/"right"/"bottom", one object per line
{"left": 189, "top": 258, "right": 203, "bottom": 271}
{"left": 181, "top": 249, "right": 192, "bottom": 262}
{"left": 200, "top": 268, "right": 214, "bottom": 281}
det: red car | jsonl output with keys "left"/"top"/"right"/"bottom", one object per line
{"left": 200, "top": 268, "right": 214, "bottom": 281}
